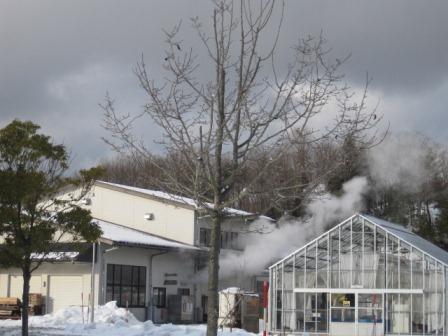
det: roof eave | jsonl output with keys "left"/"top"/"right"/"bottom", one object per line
{"left": 95, "top": 181, "right": 196, "bottom": 211}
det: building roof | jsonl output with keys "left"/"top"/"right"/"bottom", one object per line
{"left": 361, "top": 213, "right": 448, "bottom": 265}
{"left": 96, "top": 181, "right": 256, "bottom": 217}
{"left": 270, "top": 213, "right": 448, "bottom": 268}
{"left": 96, "top": 219, "right": 199, "bottom": 251}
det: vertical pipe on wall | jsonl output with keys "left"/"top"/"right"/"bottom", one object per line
{"left": 148, "top": 251, "right": 168, "bottom": 322}
{"left": 281, "top": 261, "right": 284, "bottom": 333}
{"left": 292, "top": 253, "right": 296, "bottom": 332}
{"left": 374, "top": 225, "right": 377, "bottom": 289}
{"left": 268, "top": 268, "right": 272, "bottom": 334}
{"left": 338, "top": 226, "right": 341, "bottom": 289}
{"left": 90, "top": 242, "right": 96, "bottom": 323}
{"left": 350, "top": 217, "right": 353, "bottom": 287}
{"left": 443, "top": 266, "right": 446, "bottom": 336}
{"left": 362, "top": 218, "right": 365, "bottom": 287}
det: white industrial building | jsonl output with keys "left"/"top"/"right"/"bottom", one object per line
{"left": 0, "top": 181, "right": 268, "bottom": 322}
{"left": 269, "top": 213, "right": 448, "bottom": 336}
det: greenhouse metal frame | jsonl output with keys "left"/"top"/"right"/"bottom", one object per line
{"left": 269, "top": 213, "right": 448, "bottom": 336}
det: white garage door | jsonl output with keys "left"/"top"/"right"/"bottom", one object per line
{"left": 9, "top": 275, "right": 42, "bottom": 298}
{"left": 49, "top": 275, "right": 84, "bottom": 313}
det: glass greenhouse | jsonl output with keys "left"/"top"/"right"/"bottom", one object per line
{"left": 269, "top": 214, "right": 448, "bottom": 336}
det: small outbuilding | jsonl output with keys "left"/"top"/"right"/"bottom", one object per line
{"left": 268, "top": 213, "right": 448, "bottom": 336}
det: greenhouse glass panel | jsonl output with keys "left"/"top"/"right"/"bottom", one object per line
{"left": 412, "top": 293, "right": 424, "bottom": 335}
{"left": 425, "top": 257, "right": 438, "bottom": 335}
{"left": 316, "top": 293, "right": 328, "bottom": 332}
{"left": 351, "top": 219, "right": 363, "bottom": 286}
{"left": 340, "top": 222, "right": 351, "bottom": 288}
{"left": 294, "top": 250, "right": 305, "bottom": 288}
{"left": 399, "top": 241, "right": 411, "bottom": 289}
{"left": 317, "top": 236, "right": 329, "bottom": 288}
{"left": 283, "top": 257, "right": 294, "bottom": 291}
{"left": 436, "top": 262, "right": 444, "bottom": 334}
{"left": 304, "top": 293, "right": 316, "bottom": 332}
{"left": 363, "top": 222, "right": 375, "bottom": 288}
{"left": 305, "top": 243, "right": 316, "bottom": 288}
{"left": 329, "top": 229, "right": 339, "bottom": 288}
{"left": 295, "top": 292, "right": 305, "bottom": 332}
{"left": 376, "top": 228, "right": 386, "bottom": 288}
{"left": 412, "top": 248, "right": 424, "bottom": 289}
{"left": 386, "top": 235, "right": 399, "bottom": 288}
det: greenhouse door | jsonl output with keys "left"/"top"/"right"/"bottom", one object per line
{"left": 357, "top": 293, "right": 383, "bottom": 336}
{"left": 330, "top": 293, "right": 356, "bottom": 336}
{"left": 330, "top": 293, "right": 384, "bottom": 336}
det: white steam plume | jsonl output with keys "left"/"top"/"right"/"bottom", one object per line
{"left": 367, "top": 133, "right": 430, "bottom": 192}
{"left": 211, "top": 176, "right": 368, "bottom": 281}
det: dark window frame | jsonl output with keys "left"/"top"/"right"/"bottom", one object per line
{"left": 106, "top": 264, "right": 146, "bottom": 308}
{"left": 153, "top": 287, "right": 167, "bottom": 308}
{"left": 199, "top": 228, "right": 211, "bottom": 247}
{"left": 177, "top": 288, "right": 190, "bottom": 296}
{"left": 200, "top": 228, "right": 239, "bottom": 250}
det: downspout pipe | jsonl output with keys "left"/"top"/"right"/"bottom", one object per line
{"left": 90, "top": 242, "right": 97, "bottom": 323}
{"left": 148, "top": 251, "right": 168, "bottom": 322}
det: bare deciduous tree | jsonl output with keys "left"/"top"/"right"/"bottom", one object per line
{"left": 102, "top": 1, "right": 382, "bottom": 335}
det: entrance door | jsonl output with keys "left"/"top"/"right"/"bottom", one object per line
{"left": 357, "top": 293, "right": 383, "bottom": 336}
{"left": 48, "top": 275, "right": 83, "bottom": 312}
{"left": 330, "top": 293, "right": 356, "bottom": 336}
{"left": 330, "top": 293, "right": 384, "bottom": 336}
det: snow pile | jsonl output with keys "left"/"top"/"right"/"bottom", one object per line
{"left": 0, "top": 302, "right": 257, "bottom": 336}
{"left": 35, "top": 301, "right": 139, "bottom": 327}
{"left": 220, "top": 287, "right": 243, "bottom": 294}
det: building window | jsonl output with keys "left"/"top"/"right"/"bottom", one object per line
{"left": 106, "top": 264, "right": 146, "bottom": 308}
{"left": 153, "top": 287, "right": 166, "bottom": 308}
{"left": 178, "top": 288, "right": 190, "bottom": 296}
{"left": 199, "top": 228, "right": 211, "bottom": 247}
{"left": 200, "top": 228, "right": 239, "bottom": 249}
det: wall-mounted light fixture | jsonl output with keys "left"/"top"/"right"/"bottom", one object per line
{"left": 144, "top": 213, "right": 155, "bottom": 220}
{"left": 81, "top": 198, "right": 91, "bottom": 205}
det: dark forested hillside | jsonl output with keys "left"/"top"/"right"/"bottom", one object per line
{"left": 101, "top": 132, "right": 448, "bottom": 249}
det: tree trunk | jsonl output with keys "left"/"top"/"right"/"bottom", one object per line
{"left": 206, "top": 210, "right": 222, "bottom": 336}
{"left": 21, "top": 265, "right": 31, "bottom": 336}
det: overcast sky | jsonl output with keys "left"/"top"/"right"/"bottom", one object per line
{"left": 0, "top": 0, "right": 447, "bottom": 170}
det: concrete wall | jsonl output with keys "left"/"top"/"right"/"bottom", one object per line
{"left": 88, "top": 185, "right": 196, "bottom": 245}
{"left": 100, "top": 245, "right": 197, "bottom": 322}
{"left": 0, "top": 245, "right": 199, "bottom": 322}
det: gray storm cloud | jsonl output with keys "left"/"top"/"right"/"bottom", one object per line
{"left": 0, "top": 0, "right": 447, "bottom": 170}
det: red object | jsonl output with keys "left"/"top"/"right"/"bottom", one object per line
{"left": 263, "top": 281, "right": 269, "bottom": 308}
{"left": 263, "top": 281, "right": 269, "bottom": 336}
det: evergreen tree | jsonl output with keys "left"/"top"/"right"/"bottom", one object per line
{"left": 0, "top": 120, "right": 102, "bottom": 336}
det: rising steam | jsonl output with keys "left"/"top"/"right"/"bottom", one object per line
{"left": 195, "top": 133, "right": 434, "bottom": 284}
{"left": 196, "top": 176, "right": 369, "bottom": 282}
{"left": 367, "top": 133, "right": 431, "bottom": 192}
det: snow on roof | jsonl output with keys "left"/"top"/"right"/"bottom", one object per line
{"left": 97, "top": 219, "right": 199, "bottom": 251}
{"left": 31, "top": 252, "right": 79, "bottom": 261}
{"left": 97, "top": 181, "right": 256, "bottom": 217}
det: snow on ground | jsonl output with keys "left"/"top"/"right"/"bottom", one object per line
{"left": 0, "top": 302, "right": 258, "bottom": 336}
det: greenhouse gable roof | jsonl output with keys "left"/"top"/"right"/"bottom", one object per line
{"left": 361, "top": 213, "right": 448, "bottom": 265}
{"left": 270, "top": 213, "right": 448, "bottom": 268}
